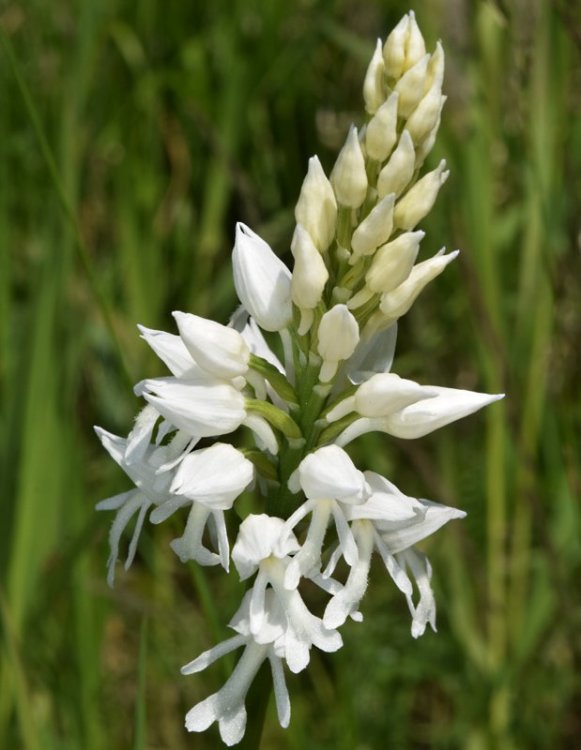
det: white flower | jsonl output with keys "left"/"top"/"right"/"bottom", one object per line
{"left": 283, "top": 446, "right": 369, "bottom": 589}
{"left": 94, "top": 407, "right": 193, "bottom": 585}
{"left": 148, "top": 443, "right": 254, "bottom": 568}
{"left": 233, "top": 223, "right": 292, "bottom": 332}
{"left": 138, "top": 377, "right": 246, "bottom": 438}
{"left": 182, "top": 590, "right": 291, "bottom": 746}
{"left": 323, "top": 471, "right": 465, "bottom": 636}
{"left": 172, "top": 311, "right": 250, "bottom": 380}
{"left": 232, "top": 515, "right": 342, "bottom": 673}
{"left": 326, "top": 372, "right": 436, "bottom": 422}
{"left": 335, "top": 384, "right": 504, "bottom": 445}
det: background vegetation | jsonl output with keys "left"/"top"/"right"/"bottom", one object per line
{"left": 1, "top": 0, "right": 579, "bottom": 747}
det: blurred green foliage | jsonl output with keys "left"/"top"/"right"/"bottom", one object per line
{"left": 1, "top": 0, "right": 580, "bottom": 747}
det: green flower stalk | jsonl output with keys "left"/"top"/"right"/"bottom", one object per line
{"left": 95, "top": 11, "right": 503, "bottom": 746}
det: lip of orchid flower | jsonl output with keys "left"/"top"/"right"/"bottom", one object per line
{"left": 182, "top": 590, "right": 292, "bottom": 745}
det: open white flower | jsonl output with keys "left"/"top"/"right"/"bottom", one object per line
{"left": 283, "top": 445, "right": 369, "bottom": 589}
{"left": 149, "top": 443, "right": 254, "bottom": 569}
{"left": 94, "top": 406, "right": 193, "bottom": 585}
{"left": 335, "top": 384, "right": 504, "bottom": 445}
{"left": 232, "top": 514, "right": 342, "bottom": 673}
{"left": 182, "top": 590, "right": 291, "bottom": 746}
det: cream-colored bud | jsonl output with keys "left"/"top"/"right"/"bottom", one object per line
{"left": 377, "top": 129, "right": 415, "bottom": 198}
{"left": 379, "top": 249, "right": 459, "bottom": 320}
{"left": 366, "top": 230, "right": 424, "bottom": 294}
{"left": 317, "top": 304, "right": 360, "bottom": 382}
{"left": 414, "top": 110, "right": 444, "bottom": 167}
{"left": 394, "top": 54, "right": 429, "bottom": 119}
{"left": 363, "top": 39, "right": 385, "bottom": 114}
{"left": 351, "top": 193, "right": 395, "bottom": 259}
{"left": 366, "top": 92, "right": 399, "bottom": 163}
{"left": 406, "top": 83, "right": 445, "bottom": 145}
{"left": 404, "top": 11, "right": 427, "bottom": 71}
{"left": 291, "top": 224, "right": 329, "bottom": 334}
{"left": 295, "top": 156, "right": 338, "bottom": 252}
{"left": 331, "top": 127, "right": 368, "bottom": 208}
{"left": 383, "top": 14, "right": 409, "bottom": 80}
{"left": 425, "top": 41, "right": 445, "bottom": 92}
{"left": 394, "top": 160, "right": 449, "bottom": 230}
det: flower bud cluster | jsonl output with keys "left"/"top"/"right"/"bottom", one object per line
{"left": 96, "top": 13, "right": 503, "bottom": 746}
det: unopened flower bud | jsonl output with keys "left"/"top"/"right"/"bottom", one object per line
{"left": 363, "top": 39, "right": 385, "bottom": 114}
{"left": 380, "top": 249, "right": 459, "bottom": 321}
{"left": 425, "top": 41, "right": 445, "bottom": 91}
{"left": 414, "top": 112, "right": 444, "bottom": 167}
{"left": 366, "top": 92, "right": 399, "bottom": 162}
{"left": 395, "top": 54, "right": 430, "bottom": 119}
{"left": 295, "top": 156, "right": 337, "bottom": 252}
{"left": 377, "top": 129, "right": 415, "bottom": 198}
{"left": 317, "top": 305, "right": 360, "bottom": 382}
{"left": 406, "top": 82, "right": 445, "bottom": 146}
{"left": 291, "top": 224, "right": 329, "bottom": 334}
{"left": 173, "top": 311, "right": 250, "bottom": 380}
{"left": 366, "top": 231, "right": 424, "bottom": 294}
{"left": 404, "top": 11, "right": 427, "bottom": 71}
{"left": 233, "top": 223, "right": 292, "bottom": 332}
{"left": 383, "top": 13, "right": 409, "bottom": 79}
{"left": 351, "top": 194, "right": 395, "bottom": 260}
{"left": 330, "top": 126, "right": 368, "bottom": 209}
{"left": 394, "top": 160, "right": 449, "bottom": 230}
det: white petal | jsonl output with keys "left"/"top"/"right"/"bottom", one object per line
{"left": 384, "top": 386, "right": 504, "bottom": 439}
{"left": 298, "top": 445, "right": 367, "bottom": 503}
{"left": 268, "top": 653, "right": 291, "bottom": 728}
{"left": 171, "top": 443, "right": 254, "bottom": 509}
{"left": 140, "top": 378, "right": 246, "bottom": 438}
{"left": 137, "top": 325, "right": 200, "bottom": 378}
{"left": 355, "top": 372, "right": 436, "bottom": 417}
{"left": 233, "top": 223, "right": 292, "bottom": 332}
{"left": 232, "top": 515, "right": 299, "bottom": 579}
{"left": 181, "top": 634, "right": 246, "bottom": 675}
{"left": 173, "top": 311, "right": 250, "bottom": 380}
{"left": 345, "top": 323, "right": 398, "bottom": 385}
{"left": 378, "top": 498, "right": 466, "bottom": 554}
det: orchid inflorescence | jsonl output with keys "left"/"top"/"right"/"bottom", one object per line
{"left": 96, "top": 11, "right": 503, "bottom": 746}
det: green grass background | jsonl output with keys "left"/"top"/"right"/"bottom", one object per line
{"left": 1, "top": 0, "right": 580, "bottom": 747}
